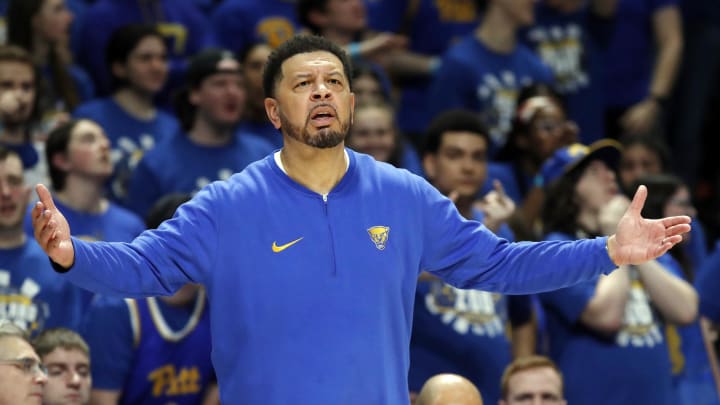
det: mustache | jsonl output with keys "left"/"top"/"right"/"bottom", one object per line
{"left": 308, "top": 103, "right": 338, "bottom": 117}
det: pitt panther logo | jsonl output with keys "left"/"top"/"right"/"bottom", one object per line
{"left": 367, "top": 226, "right": 390, "bottom": 250}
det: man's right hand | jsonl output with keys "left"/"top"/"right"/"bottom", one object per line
{"left": 32, "top": 184, "right": 74, "bottom": 268}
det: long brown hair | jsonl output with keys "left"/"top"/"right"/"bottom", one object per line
{"left": 6, "top": 0, "right": 80, "bottom": 111}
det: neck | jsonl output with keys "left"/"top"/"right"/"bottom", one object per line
{"left": 55, "top": 178, "right": 107, "bottom": 214}
{"left": 188, "top": 118, "right": 235, "bottom": 147}
{"left": 280, "top": 139, "right": 347, "bottom": 195}
{"left": 577, "top": 209, "right": 600, "bottom": 235}
{"left": 476, "top": 12, "right": 518, "bottom": 53}
{"left": 455, "top": 198, "right": 474, "bottom": 220}
{"left": 113, "top": 89, "right": 156, "bottom": 120}
{"left": 0, "top": 228, "right": 25, "bottom": 249}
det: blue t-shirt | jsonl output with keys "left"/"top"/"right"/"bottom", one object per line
{"left": 72, "top": 0, "right": 214, "bottom": 98}
{"left": 662, "top": 254, "right": 720, "bottom": 405}
{"left": 426, "top": 35, "right": 554, "bottom": 153}
{"left": 523, "top": 3, "right": 613, "bottom": 142}
{"left": 409, "top": 209, "right": 524, "bottom": 403}
{"left": 61, "top": 150, "right": 617, "bottom": 404}
{"left": 210, "top": 0, "right": 300, "bottom": 53}
{"left": 605, "top": 0, "right": 678, "bottom": 107}
{"left": 81, "top": 292, "right": 214, "bottom": 405}
{"left": 0, "top": 238, "right": 92, "bottom": 333}
{"left": 366, "top": 0, "right": 478, "bottom": 134}
{"left": 539, "top": 231, "right": 676, "bottom": 405}
{"left": 73, "top": 97, "right": 180, "bottom": 202}
{"left": 24, "top": 199, "right": 145, "bottom": 243}
{"left": 126, "top": 130, "right": 274, "bottom": 218}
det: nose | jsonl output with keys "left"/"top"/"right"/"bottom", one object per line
{"left": 460, "top": 156, "right": 476, "bottom": 172}
{"left": 0, "top": 180, "right": 11, "bottom": 197}
{"left": 311, "top": 82, "right": 332, "bottom": 101}
{"left": 33, "top": 371, "right": 47, "bottom": 385}
{"left": 67, "top": 371, "right": 82, "bottom": 387}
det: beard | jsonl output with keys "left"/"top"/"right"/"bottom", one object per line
{"left": 279, "top": 108, "right": 350, "bottom": 149}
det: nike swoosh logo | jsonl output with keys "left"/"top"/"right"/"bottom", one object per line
{"left": 271, "top": 237, "right": 304, "bottom": 253}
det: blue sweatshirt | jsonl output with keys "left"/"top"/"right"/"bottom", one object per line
{"left": 60, "top": 150, "right": 615, "bottom": 404}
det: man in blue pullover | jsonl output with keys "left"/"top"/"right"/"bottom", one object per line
{"left": 31, "top": 35, "right": 691, "bottom": 405}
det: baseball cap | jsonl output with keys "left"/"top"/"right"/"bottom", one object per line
{"left": 186, "top": 49, "right": 241, "bottom": 87}
{"left": 540, "top": 139, "right": 622, "bottom": 186}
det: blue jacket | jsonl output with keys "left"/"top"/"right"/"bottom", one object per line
{"left": 61, "top": 150, "right": 616, "bottom": 404}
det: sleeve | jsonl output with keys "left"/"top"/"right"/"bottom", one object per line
{"left": 80, "top": 296, "right": 135, "bottom": 390}
{"left": 418, "top": 180, "right": 616, "bottom": 294}
{"left": 61, "top": 183, "right": 222, "bottom": 298}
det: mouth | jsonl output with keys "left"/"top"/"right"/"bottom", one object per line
{"left": 0, "top": 203, "right": 16, "bottom": 215}
{"left": 309, "top": 105, "right": 337, "bottom": 127}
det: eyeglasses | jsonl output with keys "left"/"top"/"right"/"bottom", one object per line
{"left": 0, "top": 357, "right": 48, "bottom": 377}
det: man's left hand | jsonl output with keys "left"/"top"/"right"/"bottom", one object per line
{"left": 607, "top": 185, "right": 691, "bottom": 265}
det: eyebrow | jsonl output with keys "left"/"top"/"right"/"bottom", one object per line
{"left": 292, "top": 70, "right": 344, "bottom": 79}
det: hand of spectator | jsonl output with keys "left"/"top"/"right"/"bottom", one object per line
{"left": 32, "top": 184, "right": 75, "bottom": 268}
{"left": 607, "top": 185, "right": 691, "bottom": 265}
{"left": 477, "top": 180, "right": 515, "bottom": 233}
{"left": 620, "top": 98, "right": 660, "bottom": 135}
{"left": 598, "top": 194, "right": 630, "bottom": 236}
{"left": 360, "top": 32, "right": 408, "bottom": 62}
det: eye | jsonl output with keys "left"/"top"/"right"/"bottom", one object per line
{"left": 295, "top": 81, "right": 310, "bottom": 89}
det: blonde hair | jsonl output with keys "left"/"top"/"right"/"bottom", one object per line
{"left": 500, "top": 355, "right": 564, "bottom": 399}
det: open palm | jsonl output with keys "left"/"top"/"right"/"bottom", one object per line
{"left": 31, "top": 184, "right": 74, "bottom": 268}
{"left": 611, "top": 185, "right": 691, "bottom": 265}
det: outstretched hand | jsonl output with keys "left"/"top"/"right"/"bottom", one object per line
{"left": 607, "top": 185, "right": 691, "bottom": 265}
{"left": 32, "top": 184, "right": 74, "bottom": 268}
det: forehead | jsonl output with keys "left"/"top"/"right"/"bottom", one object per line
{"left": 0, "top": 336, "right": 35, "bottom": 359}
{"left": 0, "top": 154, "right": 24, "bottom": 175}
{"left": 130, "top": 36, "right": 166, "bottom": 53}
{"left": 509, "top": 367, "right": 562, "bottom": 392}
{"left": 70, "top": 120, "right": 103, "bottom": 138}
{"left": 41, "top": 0, "right": 64, "bottom": 9}
{"left": 0, "top": 61, "right": 34, "bottom": 79}
{"left": 440, "top": 131, "right": 488, "bottom": 149}
{"left": 281, "top": 51, "right": 345, "bottom": 78}
{"left": 624, "top": 144, "right": 659, "bottom": 159}
{"left": 356, "top": 105, "right": 391, "bottom": 119}
{"left": 43, "top": 347, "right": 89, "bottom": 364}
{"left": 248, "top": 44, "right": 272, "bottom": 62}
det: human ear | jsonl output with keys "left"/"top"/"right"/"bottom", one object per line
{"left": 264, "top": 98, "right": 282, "bottom": 129}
